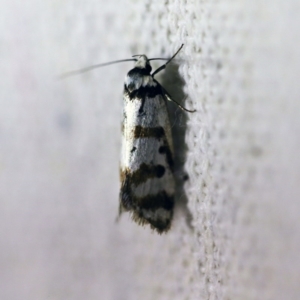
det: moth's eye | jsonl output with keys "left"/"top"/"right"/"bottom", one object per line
{"left": 146, "top": 64, "right": 152, "bottom": 73}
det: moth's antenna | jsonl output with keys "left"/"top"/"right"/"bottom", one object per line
{"left": 152, "top": 44, "right": 184, "bottom": 77}
{"left": 59, "top": 58, "right": 137, "bottom": 79}
{"left": 132, "top": 54, "right": 169, "bottom": 61}
{"left": 133, "top": 46, "right": 183, "bottom": 62}
{"left": 148, "top": 58, "right": 169, "bottom": 61}
{"left": 132, "top": 54, "right": 168, "bottom": 61}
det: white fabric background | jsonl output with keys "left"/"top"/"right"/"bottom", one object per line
{"left": 1, "top": 0, "right": 300, "bottom": 299}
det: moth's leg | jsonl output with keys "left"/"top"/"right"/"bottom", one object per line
{"left": 161, "top": 86, "right": 196, "bottom": 113}
{"left": 152, "top": 44, "right": 184, "bottom": 77}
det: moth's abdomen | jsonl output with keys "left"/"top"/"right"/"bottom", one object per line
{"left": 120, "top": 93, "right": 175, "bottom": 233}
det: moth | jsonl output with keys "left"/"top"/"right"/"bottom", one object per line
{"left": 61, "top": 44, "right": 195, "bottom": 233}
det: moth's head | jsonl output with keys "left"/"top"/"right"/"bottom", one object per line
{"left": 134, "top": 55, "right": 152, "bottom": 73}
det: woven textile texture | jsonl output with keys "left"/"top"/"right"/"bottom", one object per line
{"left": 1, "top": 0, "right": 300, "bottom": 299}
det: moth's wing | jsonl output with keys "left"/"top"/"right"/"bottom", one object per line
{"left": 120, "top": 90, "right": 175, "bottom": 233}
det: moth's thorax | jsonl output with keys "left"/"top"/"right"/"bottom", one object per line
{"left": 125, "top": 55, "right": 156, "bottom": 93}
